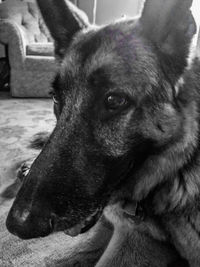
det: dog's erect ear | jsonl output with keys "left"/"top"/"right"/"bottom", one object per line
{"left": 36, "top": 0, "right": 89, "bottom": 57}
{"left": 140, "top": 0, "right": 197, "bottom": 79}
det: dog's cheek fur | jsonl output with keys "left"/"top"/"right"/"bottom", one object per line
{"left": 93, "top": 111, "right": 134, "bottom": 158}
{"left": 93, "top": 100, "right": 182, "bottom": 159}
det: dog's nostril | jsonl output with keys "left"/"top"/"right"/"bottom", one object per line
{"left": 49, "top": 215, "right": 56, "bottom": 231}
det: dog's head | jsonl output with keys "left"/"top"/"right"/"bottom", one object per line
{"left": 6, "top": 0, "right": 197, "bottom": 239}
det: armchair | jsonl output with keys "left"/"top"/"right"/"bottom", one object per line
{"left": 0, "top": 0, "right": 56, "bottom": 97}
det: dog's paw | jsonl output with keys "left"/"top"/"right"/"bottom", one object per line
{"left": 0, "top": 159, "right": 33, "bottom": 200}
{"left": 17, "top": 161, "right": 31, "bottom": 181}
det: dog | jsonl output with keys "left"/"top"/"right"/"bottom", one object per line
{"left": 5, "top": 0, "right": 200, "bottom": 266}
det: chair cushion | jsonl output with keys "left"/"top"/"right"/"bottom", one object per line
{"left": 26, "top": 43, "right": 54, "bottom": 56}
{"left": 0, "top": 0, "right": 52, "bottom": 43}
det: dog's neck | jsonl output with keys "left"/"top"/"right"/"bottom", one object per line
{"left": 150, "top": 101, "right": 200, "bottom": 216}
{"left": 104, "top": 60, "right": 200, "bottom": 267}
{"left": 112, "top": 59, "right": 200, "bottom": 217}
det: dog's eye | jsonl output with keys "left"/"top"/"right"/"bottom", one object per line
{"left": 105, "top": 94, "right": 128, "bottom": 111}
{"left": 49, "top": 91, "right": 59, "bottom": 104}
{"left": 52, "top": 94, "right": 59, "bottom": 105}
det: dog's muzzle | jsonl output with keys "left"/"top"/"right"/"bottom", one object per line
{"left": 6, "top": 205, "right": 54, "bottom": 239}
{"left": 6, "top": 201, "right": 103, "bottom": 239}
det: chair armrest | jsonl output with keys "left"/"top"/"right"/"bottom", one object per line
{"left": 0, "top": 19, "right": 27, "bottom": 67}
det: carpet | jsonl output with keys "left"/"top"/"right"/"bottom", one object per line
{"left": 0, "top": 92, "right": 55, "bottom": 188}
{"left": 0, "top": 93, "right": 110, "bottom": 267}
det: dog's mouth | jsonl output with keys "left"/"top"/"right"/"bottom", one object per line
{"left": 55, "top": 208, "right": 103, "bottom": 237}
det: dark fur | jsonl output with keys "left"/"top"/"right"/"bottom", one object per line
{"left": 6, "top": 0, "right": 200, "bottom": 266}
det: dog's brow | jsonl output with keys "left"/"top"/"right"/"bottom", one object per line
{"left": 88, "top": 66, "right": 114, "bottom": 89}
{"left": 52, "top": 71, "right": 73, "bottom": 93}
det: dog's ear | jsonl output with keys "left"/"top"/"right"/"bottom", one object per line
{"left": 36, "top": 0, "right": 90, "bottom": 57}
{"left": 140, "top": 0, "right": 197, "bottom": 79}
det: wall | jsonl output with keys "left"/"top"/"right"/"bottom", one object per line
{"left": 79, "top": 0, "right": 142, "bottom": 24}
{"left": 96, "top": 0, "right": 141, "bottom": 24}
{"left": 191, "top": 0, "right": 200, "bottom": 48}
{"left": 78, "top": 0, "right": 94, "bottom": 23}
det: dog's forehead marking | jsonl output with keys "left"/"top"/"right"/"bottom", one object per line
{"left": 61, "top": 21, "right": 138, "bottom": 69}
{"left": 58, "top": 20, "right": 160, "bottom": 98}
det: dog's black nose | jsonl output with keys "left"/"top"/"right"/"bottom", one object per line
{"left": 6, "top": 205, "right": 54, "bottom": 239}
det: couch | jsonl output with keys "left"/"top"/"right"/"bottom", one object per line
{"left": 0, "top": 0, "right": 56, "bottom": 97}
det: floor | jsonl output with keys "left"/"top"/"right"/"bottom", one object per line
{"left": 0, "top": 92, "right": 55, "bottom": 190}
